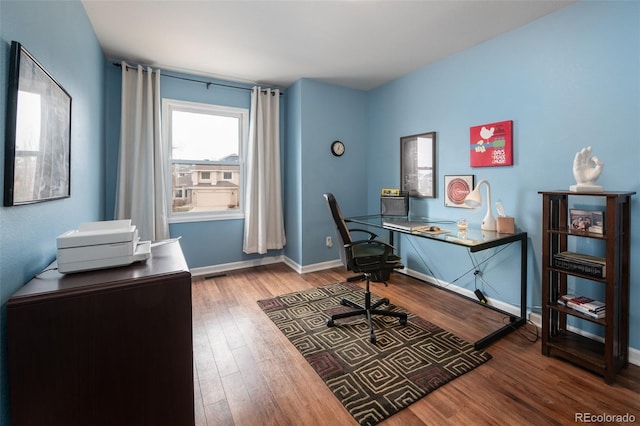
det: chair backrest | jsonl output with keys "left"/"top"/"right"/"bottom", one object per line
{"left": 323, "top": 193, "right": 352, "bottom": 268}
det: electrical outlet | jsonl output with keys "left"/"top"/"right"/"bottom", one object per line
{"left": 325, "top": 236, "right": 333, "bottom": 247}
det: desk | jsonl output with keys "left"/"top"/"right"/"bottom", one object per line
{"left": 347, "top": 215, "right": 527, "bottom": 349}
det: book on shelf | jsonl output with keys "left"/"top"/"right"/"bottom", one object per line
{"left": 557, "top": 293, "right": 606, "bottom": 319}
{"left": 554, "top": 251, "right": 605, "bottom": 264}
{"left": 569, "top": 209, "right": 604, "bottom": 234}
{"left": 552, "top": 251, "right": 606, "bottom": 278}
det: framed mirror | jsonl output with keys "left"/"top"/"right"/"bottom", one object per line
{"left": 400, "top": 132, "right": 436, "bottom": 198}
{"left": 4, "top": 41, "right": 72, "bottom": 206}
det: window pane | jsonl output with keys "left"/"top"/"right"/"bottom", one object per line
{"left": 165, "top": 100, "right": 245, "bottom": 219}
{"left": 171, "top": 164, "right": 240, "bottom": 213}
{"left": 171, "top": 111, "right": 238, "bottom": 161}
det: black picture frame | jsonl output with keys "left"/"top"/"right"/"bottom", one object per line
{"left": 400, "top": 132, "right": 436, "bottom": 198}
{"left": 4, "top": 41, "right": 72, "bottom": 206}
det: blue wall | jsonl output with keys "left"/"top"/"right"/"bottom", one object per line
{"left": 287, "top": 79, "right": 369, "bottom": 268}
{"left": 0, "top": 1, "right": 106, "bottom": 424}
{"left": 365, "top": 1, "right": 640, "bottom": 348}
{"left": 284, "top": 80, "right": 303, "bottom": 265}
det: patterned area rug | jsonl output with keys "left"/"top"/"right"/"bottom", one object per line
{"left": 257, "top": 282, "right": 492, "bottom": 426}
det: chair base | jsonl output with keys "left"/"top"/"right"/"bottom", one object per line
{"left": 326, "top": 276, "right": 407, "bottom": 344}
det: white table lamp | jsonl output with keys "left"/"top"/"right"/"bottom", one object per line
{"left": 464, "top": 179, "right": 497, "bottom": 231}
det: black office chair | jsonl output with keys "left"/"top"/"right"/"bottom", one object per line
{"left": 323, "top": 193, "right": 407, "bottom": 344}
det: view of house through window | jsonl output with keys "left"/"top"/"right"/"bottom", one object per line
{"left": 163, "top": 99, "right": 248, "bottom": 221}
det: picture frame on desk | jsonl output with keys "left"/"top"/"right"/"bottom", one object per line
{"left": 444, "top": 174, "right": 474, "bottom": 208}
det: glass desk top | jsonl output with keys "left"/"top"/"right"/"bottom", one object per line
{"left": 347, "top": 215, "right": 526, "bottom": 252}
{"left": 346, "top": 214, "right": 528, "bottom": 349}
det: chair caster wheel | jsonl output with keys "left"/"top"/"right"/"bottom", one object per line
{"left": 370, "top": 335, "right": 376, "bottom": 344}
{"left": 326, "top": 319, "right": 335, "bottom": 327}
{"left": 399, "top": 317, "right": 407, "bottom": 326}
{"left": 340, "top": 299, "right": 348, "bottom": 306}
{"left": 381, "top": 298, "right": 390, "bottom": 305}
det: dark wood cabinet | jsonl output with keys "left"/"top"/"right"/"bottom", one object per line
{"left": 539, "top": 190, "right": 634, "bottom": 384}
{"left": 7, "top": 241, "right": 194, "bottom": 425}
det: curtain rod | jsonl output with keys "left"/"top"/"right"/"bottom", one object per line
{"left": 113, "top": 62, "right": 284, "bottom": 95}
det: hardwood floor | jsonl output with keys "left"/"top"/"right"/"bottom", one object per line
{"left": 191, "top": 263, "right": 640, "bottom": 425}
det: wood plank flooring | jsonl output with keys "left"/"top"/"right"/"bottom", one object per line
{"left": 191, "top": 263, "right": 640, "bottom": 425}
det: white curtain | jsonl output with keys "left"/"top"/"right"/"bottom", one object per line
{"left": 243, "top": 87, "right": 286, "bottom": 254}
{"left": 114, "top": 62, "right": 169, "bottom": 242}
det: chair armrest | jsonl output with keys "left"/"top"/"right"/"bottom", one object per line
{"left": 345, "top": 226, "right": 378, "bottom": 240}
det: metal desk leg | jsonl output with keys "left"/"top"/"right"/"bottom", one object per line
{"left": 473, "top": 233, "right": 528, "bottom": 350}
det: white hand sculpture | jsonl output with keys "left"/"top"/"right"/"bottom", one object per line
{"left": 573, "top": 146, "right": 603, "bottom": 185}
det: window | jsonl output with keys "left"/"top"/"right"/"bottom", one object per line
{"left": 163, "top": 99, "right": 248, "bottom": 222}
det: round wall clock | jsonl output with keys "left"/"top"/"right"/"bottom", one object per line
{"left": 331, "top": 140, "right": 345, "bottom": 157}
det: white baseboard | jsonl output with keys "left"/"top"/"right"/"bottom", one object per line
{"left": 281, "top": 257, "right": 343, "bottom": 274}
{"left": 190, "top": 255, "right": 285, "bottom": 278}
{"left": 402, "top": 267, "right": 521, "bottom": 317}
{"left": 190, "top": 256, "right": 341, "bottom": 277}
{"left": 297, "top": 259, "right": 344, "bottom": 274}
{"left": 528, "top": 312, "right": 542, "bottom": 327}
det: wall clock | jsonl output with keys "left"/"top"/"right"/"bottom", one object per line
{"left": 331, "top": 140, "right": 345, "bottom": 157}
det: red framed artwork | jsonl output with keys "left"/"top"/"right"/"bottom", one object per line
{"left": 470, "top": 120, "right": 513, "bottom": 167}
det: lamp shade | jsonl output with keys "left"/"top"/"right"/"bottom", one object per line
{"left": 464, "top": 186, "right": 483, "bottom": 208}
{"left": 464, "top": 179, "right": 496, "bottom": 231}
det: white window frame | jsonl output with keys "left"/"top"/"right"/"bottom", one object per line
{"left": 162, "top": 98, "right": 249, "bottom": 223}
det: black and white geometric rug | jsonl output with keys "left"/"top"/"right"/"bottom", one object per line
{"left": 258, "top": 282, "right": 492, "bottom": 426}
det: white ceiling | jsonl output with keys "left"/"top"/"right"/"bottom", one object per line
{"left": 81, "top": 0, "right": 575, "bottom": 91}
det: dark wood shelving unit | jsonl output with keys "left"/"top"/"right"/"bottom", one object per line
{"left": 539, "top": 190, "right": 634, "bottom": 384}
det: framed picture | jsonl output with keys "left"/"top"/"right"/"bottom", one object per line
{"left": 470, "top": 120, "right": 513, "bottom": 167}
{"left": 444, "top": 175, "right": 474, "bottom": 208}
{"left": 401, "top": 131, "right": 436, "bottom": 198}
{"left": 569, "top": 209, "right": 604, "bottom": 234}
{"left": 4, "top": 41, "right": 72, "bottom": 206}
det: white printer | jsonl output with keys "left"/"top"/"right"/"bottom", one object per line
{"left": 56, "top": 220, "right": 151, "bottom": 274}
